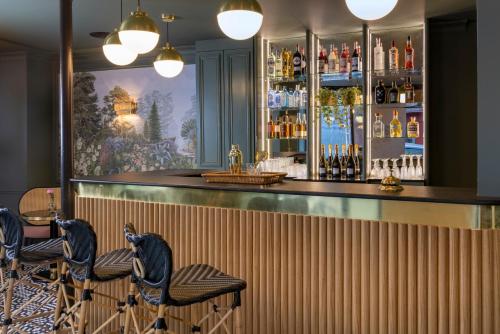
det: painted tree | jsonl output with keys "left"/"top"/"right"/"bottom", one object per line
{"left": 73, "top": 72, "right": 100, "bottom": 140}
{"left": 148, "top": 101, "right": 162, "bottom": 143}
{"left": 138, "top": 90, "right": 174, "bottom": 138}
{"left": 143, "top": 120, "right": 151, "bottom": 142}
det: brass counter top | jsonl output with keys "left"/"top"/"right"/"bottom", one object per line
{"left": 73, "top": 171, "right": 500, "bottom": 230}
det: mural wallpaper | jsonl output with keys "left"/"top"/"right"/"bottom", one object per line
{"left": 73, "top": 65, "right": 197, "bottom": 176}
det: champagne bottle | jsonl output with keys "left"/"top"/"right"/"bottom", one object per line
{"left": 332, "top": 144, "right": 341, "bottom": 178}
{"left": 341, "top": 144, "right": 347, "bottom": 177}
{"left": 327, "top": 144, "right": 333, "bottom": 176}
{"left": 346, "top": 145, "right": 355, "bottom": 179}
{"left": 354, "top": 144, "right": 361, "bottom": 178}
{"left": 319, "top": 144, "right": 327, "bottom": 177}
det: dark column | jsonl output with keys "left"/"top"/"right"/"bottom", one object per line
{"left": 59, "top": 0, "right": 74, "bottom": 218}
{"left": 477, "top": 2, "right": 500, "bottom": 197}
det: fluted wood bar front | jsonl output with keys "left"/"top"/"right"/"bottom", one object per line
{"left": 75, "top": 192, "right": 500, "bottom": 333}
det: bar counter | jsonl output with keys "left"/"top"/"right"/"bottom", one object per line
{"left": 72, "top": 169, "right": 500, "bottom": 229}
{"left": 71, "top": 170, "right": 500, "bottom": 333}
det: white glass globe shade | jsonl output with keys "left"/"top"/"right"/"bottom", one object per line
{"left": 217, "top": 10, "right": 263, "bottom": 40}
{"left": 154, "top": 60, "right": 184, "bottom": 78}
{"left": 345, "top": 0, "right": 398, "bottom": 20}
{"left": 118, "top": 30, "right": 160, "bottom": 54}
{"left": 102, "top": 44, "right": 138, "bottom": 66}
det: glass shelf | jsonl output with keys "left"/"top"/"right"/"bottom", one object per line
{"left": 269, "top": 107, "right": 307, "bottom": 112}
{"left": 320, "top": 72, "right": 363, "bottom": 87}
{"left": 270, "top": 75, "right": 307, "bottom": 86}
{"left": 267, "top": 138, "right": 307, "bottom": 141}
{"left": 371, "top": 68, "right": 423, "bottom": 79}
{"left": 369, "top": 102, "right": 423, "bottom": 109}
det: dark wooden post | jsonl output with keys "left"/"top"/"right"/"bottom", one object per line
{"left": 59, "top": 0, "right": 74, "bottom": 218}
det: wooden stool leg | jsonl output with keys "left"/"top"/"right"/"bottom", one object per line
{"left": 154, "top": 304, "right": 167, "bottom": 334}
{"left": 53, "top": 262, "right": 68, "bottom": 333}
{"left": 78, "top": 279, "right": 91, "bottom": 334}
{"left": 2, "top": 259, "right": 18, "bottom": 334}
{"left": 234, "top": 306, "right": 242, "bottom": 334}
{"left": 123, "top": 282, "right": 136, "bottom": 334}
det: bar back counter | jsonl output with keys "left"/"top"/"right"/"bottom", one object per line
{"left": 72, "top": 170, "right": 500, "bottom": 333}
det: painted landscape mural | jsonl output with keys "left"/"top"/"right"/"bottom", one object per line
{"left": 73, "top": 65, "right": 197, "bottom": 176}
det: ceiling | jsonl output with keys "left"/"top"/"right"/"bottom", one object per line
{"left": 0, "top": 0, "right": 475, "bottom": 52}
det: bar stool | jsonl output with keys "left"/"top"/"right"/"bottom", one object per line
{"left": 53, "top": 219, "right": 137, "bottom": 334}
{"left": 123, "top": 223, "right": 247, "bottom": 334}
{"left": 0, "top": 208, "right": 64, "bottom": 333}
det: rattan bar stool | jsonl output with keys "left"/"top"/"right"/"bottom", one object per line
{"left": 53, "top": 219, "right": 139, "bottom": 334}
{"left": 0, "top": 208, "right": 64, "bottom": 334}
{"left": 123, "top": 223, "right": 247, "bottom": 334}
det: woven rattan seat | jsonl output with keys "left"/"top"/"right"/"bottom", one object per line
{"left": 16, "top": 237, "right": 63, "bottom": 264}
{"left": 139, "top": 264, "right": 246, "bottom": 306}
{"left": 69, "top": 248, "right": 133, "bottom": 282}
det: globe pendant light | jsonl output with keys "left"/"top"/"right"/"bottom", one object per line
{"left": 119, "top": 0, "right": 160, "bottom": 54}
{"left": 103, "top": 29, "right": 138, "bottom": 66}
{"left": 345, "top": 0, "right": 398, "bottom": 21}
{"left": 217, "top": 0, "right": 263, "bottom": 40}
{"left": 154, "top": 15, "right": 184, "bottom": 78}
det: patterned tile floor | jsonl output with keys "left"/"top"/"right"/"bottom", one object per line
{"left": 0, "top": 267, "right": 57, "bottom": 333}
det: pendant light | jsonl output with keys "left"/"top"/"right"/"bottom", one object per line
{"left": 119, "top": 0, "right": 160, "bottom": 54}
{"left": 217, "top": 0, "right": 263, "bottom": 40}
{"left": 103, "top": 0, "right": 138, "bottom": 66}
{"left": 154, "top": 15, "right": 184, "bottom": 78}
{"left": 345, "top": 0, "right": 398, "bottom": 21}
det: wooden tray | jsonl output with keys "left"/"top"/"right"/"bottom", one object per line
{"left": 201, "top": 171, "right": 288, "bottom": 185}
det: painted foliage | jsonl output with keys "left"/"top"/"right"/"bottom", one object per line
{"left": 73, "top": 65, "right": 197, "bottom": 176}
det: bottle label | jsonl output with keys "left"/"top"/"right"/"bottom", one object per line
{"left": 347, "top": 168, "right": 354, "bottom": 176}
{"left": 332, "top": 168, "right": 340, "bottom": 175}
{"left": 352, "top": 57, "right": 359, "bottom": 71}
{"left": 389, "top": 50, "right": 398, "bottom": 70}
{"left": 374, "top": 49, "right": 385, "bottom": 71}
{"left": 339, "top": 57, "right": 348, "bottom": 73}
{"left": 405, "top": 51, "right": 414, "bottom": 69}
{"left": 319, "top": 167, "right": 326, "bottom": 175}
{"left": 268, "top": 58, "right": 275, "bottom": 77}
{"left": 268, "top": 92, "right": 275, "bottom": 108}
{"left": 375, "top": 87, "right": 386, "bottom": 104}
{"left": 293, "top": 56, "right": 301, "bottom": 71}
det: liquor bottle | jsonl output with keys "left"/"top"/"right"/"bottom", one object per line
{"left": 301, "top": 113, "right": 308, "bottom": 138}
{"left": 293, "top": 85, "right": 301, "bottom": 108}
{"left": 267, "top": 87, "right": 275, "bottom": 108}
{"left": 287, "top": 87, "right": 295, "bottom": 108}
{"left": 281, "top": 86, "right": 289, "bottom": 108}
{"left": 332, "top": 144, "right": 341, "bottom": 178}
{"left": 274, "top": 85, "right": 282, "bottom": 108}
{"left": 404, "top": 77, "right": 415, "bottom": 103}
{"left": 373, "top": 113, "right": 385, "bottom": 138}
{"left": 287, "top": 49, "right": 294, "bottom": 80}
{"left": 346, "top": 145, "right": 355, "bottom": 179}
{"left": 328, "top": 44, "right": 337, "bottom": 74}
{"left": 375, "top": 80, "right": 386, "bottom": 104}
{"left": 267, "top": 114, "right": 274, "bottom": 138}
{"left": 351, "top": 42, "right": 359, "bottom": 72}
{"left": 295, "top": 113, "right": 302, "bottom": 138}
{"left": 405, "top": 36, "right": 414, "bottom": 70}
{"left": 275, "top": 50, "right": 283, "bottom": 80}
{"left": 280, "top": 115, "right": 287, "bottom": 138}
{"left": 357, "top": 42, "right": 363, "bottom": 72}
{"left": 300, "top": 86, "right": 308, "bottom": 109}
{"left": 327, "top": 144, "right": 333, "bottom": 176}
{"left": 374, "top": 38, "right": 385, "bottom": 71}
{"left": 284, "top": 111, "right": 291, "bottom": 138}
{"left": 282, "top": 48, "right": 289, "bottom": 79}
{"left": 340, "top": 144, "right": 347, "bottom": 177}
{"left": 389, "top": 40, "right": 399, "bottom": 70}
{"left": 293, "top": 44, "right": 302, "bottom": 78}
{"left": 318, "top": 46, "right": 325, "bottom": 74}
{"left": 339, "top": 44, "right": 349, "bottom": 73}
{"left": 354, "top": 144, "right": 361, "bottom": 178}
{"left": 388, "top": 81, "right": 399, "bottom": 103}
{"left": 322, "top": 47, "right": 329, "bottom": 74}
{"left": 407, "top": 116, "right": 419, "bottom": 138}
{"left": 390, "top": 110, "right": 402, "bottom": 138}
{"left": 274, "top": 117, "right": 281, "bottom": 139}
{"left": 346, "top": 45, "right": 351, "bottom": 73}
{"left": 319, "top": 144, "right": 327, "bottom": 177}
{"left": 300, "top": 47, "right": 307, "bottom": 75}
{"left": 267, "top": 48, "right": 276, "bottom": 79}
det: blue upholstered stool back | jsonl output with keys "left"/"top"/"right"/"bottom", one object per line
{"left": 57, "top": 219, "right": 97, "bottom": 280}
{"left": 124, "top": 223, "right": 173, "bottom": 305}
{"left": 0, "top": 208, "right": 24, "bottom": 260}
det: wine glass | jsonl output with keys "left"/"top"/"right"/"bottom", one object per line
{"left": 416, "top": 155, "right": 423, "bottom": 179}
{"left": 391, "top": 158, "right": 400, "bottom": 178}
{"left": 382, "top": 159, "right": 391, "bottom": 178}
{"left": 371, "top": 159, "right": 380, "bottom": 178}
{"left": 400, "top": 154, "right": 408, "bottom": 179}
{"left": 408, "top": 154, "right": 416, "bottom": 179}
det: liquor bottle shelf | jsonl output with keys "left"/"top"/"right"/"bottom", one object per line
{"left": 369, "top": 102, "right": 423, "bottom": 109}
{"left": 320, "top": 72, "right": 363, "bottom": 87}
{"left": 268, "top": 107, "right": 307, "bottom": 113}
{"left": 267, "top": 137, "right": 308, "bottom": 141}
{"left": 269, "top": 75, "right": 307, "bottom": 85}
{"left": 371, "top": 68, "right": 423, "bottom": 79}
